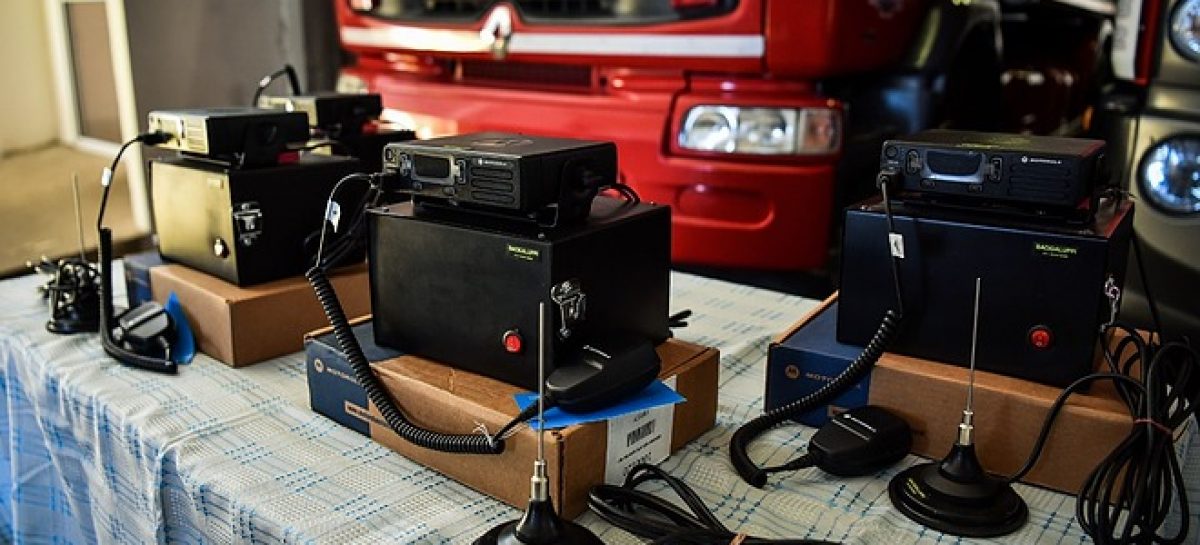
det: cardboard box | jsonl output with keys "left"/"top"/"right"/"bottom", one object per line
{"left": 767, "top": 294, "right": 1138, "bottom": 496}
{"left": 151, "top": 264, "right": 369, "bottom": 366}
{"left": 306, "top": 321, "right": 718, "bottom": 518}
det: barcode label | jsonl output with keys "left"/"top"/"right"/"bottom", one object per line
{"left": 627, "top": 421, "right": 655, "bottom": 448}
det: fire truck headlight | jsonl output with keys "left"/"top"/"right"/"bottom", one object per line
{"left": 1170, "top": 0, "right": 1200, "bottom": 62}
{"left": 678, "top": 106, "right": 841, "bottom": 155}
{"left": 1141, "top": 137, "right": 1200, "bottom": 215}
{"left": 679, "top": 106, "right": 736, "bottom": 153}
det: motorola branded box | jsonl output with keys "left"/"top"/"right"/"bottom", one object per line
{"left": 305, "top": 319, "right": 719, "bottom": 518}
{"left": 147, "top": 107, "right": 310, "bottom": 166}
{"left": 382, "top": 132, "right": 617, "bottom": 226}
{"left": 880, "top": 130, "right": 1106, "bottom": 212}
{"left": 123, "top": 250, "right": 164, "bottom": 308}
{"left": 150, "top": 154, "right": 366, "bottom": 286}
{"left": 367, "top": 197, "right": 671, "bottom": 390}
{"left": 838, "top": 197, "right": 1133, "bottom": 387}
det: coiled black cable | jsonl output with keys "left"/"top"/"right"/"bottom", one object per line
{"left": 729, "top": 310, "right": 902, "bottom": 487}
{"left": 303, "top": 171, "right": 506, "bottom": 453}
{"left": 998, "top": 319, "right": 1199, "bottom": 544}
{"left": 730, "top": 170, "right": 907, "bottom": 487}
{"left": 306, "top": 265, "right": 504, "bottom": 454}
{"left": 588, "top": 464, "right": 836, "bottom": 544}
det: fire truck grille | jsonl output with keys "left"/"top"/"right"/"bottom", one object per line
{"left": 459, "top": 60, "right": 593, "bottom": 90}
{"left": 359, "top": 0, "right": 734, "bottom": 22}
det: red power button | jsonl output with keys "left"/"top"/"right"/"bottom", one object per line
{"left": 1029, "top": 326, "right": 1053, "bottom": 350}
{"left": 502, "top": 330, "right": 523, "bottom": 354}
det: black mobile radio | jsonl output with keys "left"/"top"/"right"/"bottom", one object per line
{"left": 880, "top": 130, "right": 1107, "bottom": 215}
{"left": 381, "top": 132, "right": 618, "bottom": 227}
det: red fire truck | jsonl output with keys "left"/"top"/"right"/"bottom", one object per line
{"left": 334, "top": 0, "right": 1001, "bottom": 270}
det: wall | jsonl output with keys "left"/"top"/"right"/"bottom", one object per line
{"left": 0, "top": 1, "right": 60, "bottom": 155}
{"left": 123, "top": 0, "right": 341, "bottom": 123}
{"left": 121, "top": 0, "right": 342, "bottom": 228}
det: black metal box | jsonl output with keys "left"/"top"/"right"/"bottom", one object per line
{"left": 368, "top": 197, "right": 671, "bottom": 390}
{"left": 150, "top": 154, "right": 365, "bottom": 286}
{"left": 837, "top": 198, "right": 1133, "bottom": 387}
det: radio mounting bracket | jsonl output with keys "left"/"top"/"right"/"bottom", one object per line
{"left": 550, "top": 279, "right": 587, "bottom": 340}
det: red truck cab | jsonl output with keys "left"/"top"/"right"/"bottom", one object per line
{"left": 334, "top": 0, "right": 932, "bottom": 270}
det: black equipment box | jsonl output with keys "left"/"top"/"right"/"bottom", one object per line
{"left": 837, "top": 197, "right": 1133, "bottom": 387}
{"left": 345, "top": 129, "right": 417, "bottom": 173}
{"left": 150, "top": 154, "right": 366, "bottom": 286}
{"left": 880, "top": 130, "right": 1106, "bottom": 212}
{"left": 382, "top": 132, "right": 617, "bottom": 226}
{"left": 367, "top": 197, "right": 671, "bottom": 390}
{"left": 256, "top": 92, "right": 415, "bottom": 171}
{"left": 147, "top": 107, "right": 311, "bottom": 167}
{"left": 257, "top": 92, "right": 383, "bottom": 137}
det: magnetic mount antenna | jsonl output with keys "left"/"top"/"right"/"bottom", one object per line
{"left": 72, "top": 173, "right": 87, "bottom": 261}
{"left": 888, "top": 277, "right": 1028, "bottom": 537}
{"left": 474, "top": 301, "right": 604, "bottom": 545}
{"left": 33, "top": 173, "right": 102, "bottom": 334}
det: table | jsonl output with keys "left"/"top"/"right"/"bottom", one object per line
{"left": 2, "top": 268, "right": 1196, "bottom": 544}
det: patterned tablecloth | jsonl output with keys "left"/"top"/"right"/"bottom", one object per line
{"left": 1, "top": 268, "right": 1196, "bottom": 544}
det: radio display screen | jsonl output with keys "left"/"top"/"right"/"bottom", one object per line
{"left": 413, "top": 155, "right": 451, "bottom": 179}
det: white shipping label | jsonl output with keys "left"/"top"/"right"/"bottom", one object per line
{"left": 604, "top": 377, "right": 677, "bottom": 484}
{"left": 889, "top": 232, "right": 906, "bottom": 259}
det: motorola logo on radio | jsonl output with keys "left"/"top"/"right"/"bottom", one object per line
{"left": 1022, "top": 156, "right": 1064, "bottom": 165}
{"left": 477, "top": 158, "right": 511, "bottom": 168}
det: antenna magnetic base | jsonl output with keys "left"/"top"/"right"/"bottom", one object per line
{"left": 473, "top": 499, "right": 604, "bottom": 545}
{"left": 888, "top": 444, "right": 1028, "bottom": 538}
{"left": 474, "top": 521, "right": 604, "bottom": 545}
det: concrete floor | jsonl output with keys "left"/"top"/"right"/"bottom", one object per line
{"left": 0, "top": 144, "right": 144, "bottom": 277}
